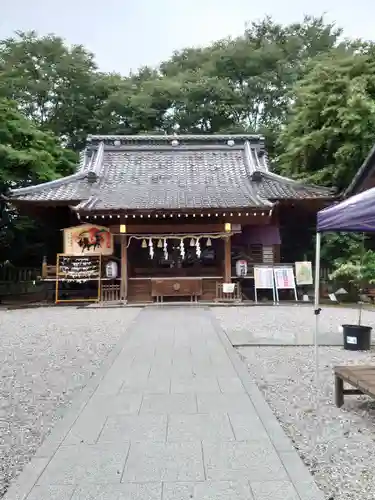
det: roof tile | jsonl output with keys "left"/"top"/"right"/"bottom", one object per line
{"left": 8, "top": 135, "right": 332, "bottom": 210}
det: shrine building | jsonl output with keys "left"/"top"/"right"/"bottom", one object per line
{"left": 8, "top": 134, "right": 333, "bottom": 304}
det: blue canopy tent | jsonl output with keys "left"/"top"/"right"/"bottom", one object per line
{"left": 313, "top": 187, "right": 375, "bottom": 381}
{"left": 317, "top": 186, "right": 375, "bottom": 233}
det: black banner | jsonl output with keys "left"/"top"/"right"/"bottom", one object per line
{"left": 57, "top": 255, "right": 101, "bottom": 282}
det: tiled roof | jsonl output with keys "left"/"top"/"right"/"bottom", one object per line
{"left": 9, "top": 134, "right": 332, "bottom": 211}
{"left": 257, "top": 172, "right": 333, "bottom": 200}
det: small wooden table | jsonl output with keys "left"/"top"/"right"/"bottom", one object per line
{"left": 334, "top": 365, "right": 375, "bottom": 407}
{"left": 151, "top": 278, "right": 202, "bottom": 302}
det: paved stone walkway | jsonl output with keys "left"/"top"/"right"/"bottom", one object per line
{"left": 4, "top": 307, "right": 323, "bottom": 500}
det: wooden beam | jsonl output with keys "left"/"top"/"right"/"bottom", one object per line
{"left": 107, "top": 217, "right": 271, "bottom": 234}
{"left": 224, "top": 236, "right": 231, "bottom": 283}
{"left": 109, "top": 223, "right": 224, "bottom": 234}
{"left": 120, "top": 235, "right": 128, "bottom": 301}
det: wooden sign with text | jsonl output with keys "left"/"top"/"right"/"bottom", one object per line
{"left": 63, "top": 224, "right": 113, "bottom": 255}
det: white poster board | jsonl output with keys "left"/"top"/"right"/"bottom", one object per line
{"left": 295, "top": 261, "right": 313, "bottom": 285}
{"left": 254, "top": 266, "right": 276, "bottom": 303}
{"left": 273, "top": 266, "right": 298, "bottom": 301}
{"left": 223, "top": 283, "right": 235, "bottom": 294}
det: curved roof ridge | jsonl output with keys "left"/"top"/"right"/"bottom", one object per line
{"left": 9, "top": 171, "right": 86, "bottom": 195}
{"left": 87, "top": 133, "right": 265, "bottom": 142}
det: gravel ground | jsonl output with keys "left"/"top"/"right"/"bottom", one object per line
{"left": 0, "top": 306, "right": 140, "bottom": 498}
{"left": 213, "top": 306, "right": 375, "bottom": 499}
{"left": 214, "top": 304, "right": 375, "bottom": 345}
{"left": 239, "top": 346, "right": 375, "bottom": 500}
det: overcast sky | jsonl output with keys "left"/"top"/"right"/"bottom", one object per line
{"left": 1, "top": 0, "right": 374, "bottom": 74}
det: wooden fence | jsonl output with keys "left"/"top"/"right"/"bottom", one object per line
{"left": 101, "top": 284, "right": 121, "bottom": 302}
{"left": 0, "top": 266, "right": 43, "bottom": 298}
{"left": 215, "top": 282, "right": 242, "bottom": 302}
{"left": 0, "top": 266, "right": 40, "bottom": 282}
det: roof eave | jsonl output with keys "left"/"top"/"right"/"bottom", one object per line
{"left": 262, "top": 171, "right": 335, "bottom": 194}
{"left": 8, "top": 172, "right": 87, "bottom": 198}
{"left": 75, "top": 205, "right": 274, "bottom": 216}
{"left": 344, "top": 142, "right": 375, "bottom": 197}
{"left": 270, "top": 196, "right": 335, "bottom": 202}
{"left": 6, "top": 198, "right": 83, "bottom": 207}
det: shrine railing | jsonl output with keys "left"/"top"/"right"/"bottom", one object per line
{"left": 101, "top": 284, "right": 121, "bottom": 302}
{"left": 215, "top": 282, "right": 242, "bottom": 302}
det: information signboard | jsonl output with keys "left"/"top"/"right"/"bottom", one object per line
{"left": 55, "top": 254, "right": 101, "bottom": 303}
{"left": 254, "top": 266, "right": 276, "bottom": 303}
{"left": 273, "top": 266, "right": 298, "bottom": 301}
{"left": 295, "top": 261, "right": 313, "bottom": 286}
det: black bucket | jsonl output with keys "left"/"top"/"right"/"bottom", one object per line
{"left": 342, "top": 324, "right": 372, "bottom": 351}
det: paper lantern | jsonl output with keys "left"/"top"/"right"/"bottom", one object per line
{"left": 105, "top": 260, "right": 118, "bottom": 279}
{"left": 235, "top": 259, "right": 248, "bottom": 277}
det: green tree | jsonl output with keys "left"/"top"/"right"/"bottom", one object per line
{"left": 0, "top": 98, "right": 77, "bottom": 264}
{"left": 0, "top": 31, "right": 109, "bottom": 150}
{"left": 0, "top": 18, "right": 343, "bottom": 151}
{"left": 94, "top": 72, "right": 177, "bottom": 135}
{"left": 320, "top": 233, "right": 365, "bottom": 267}
{"left": 277, "top": 51, "right": 375, "bottom": 191}
{"left": 0, "top": 99, "right": 76, "bottom": 186}
{"left": 159, "top": 16, "right": 342, "bottom": 150}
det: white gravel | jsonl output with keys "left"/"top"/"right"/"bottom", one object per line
{"left": 213, "top": 305, "right": 375, "bottom": 499}
{"left": 0, "top": 306, "right": 140, "bottom": 498}
{"left": 239, "top": 346, "right": 375, "bottom": 500}
{"left": 214, "top": 304, "right": 375, "bottom": 345}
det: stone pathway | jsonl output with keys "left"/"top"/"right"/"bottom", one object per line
{"left": 4, "top": 307, "right": 324, "bottom": 500}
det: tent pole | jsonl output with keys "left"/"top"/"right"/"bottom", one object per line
{"left": 358, "top": 232, "right": 366, "bottom": 326}
{"left": 313, "top": 232, "right": 322, "bottom": 394}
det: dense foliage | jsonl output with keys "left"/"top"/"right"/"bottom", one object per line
{"left": 0, "top": 16, "right": 374, "bottom": 266}
{"left": 277, "top": 50, "right": 375, "bottom": 191}
{"left": 0, "top": 99, "right": 77, "bottom": 263}
{"left": 329, "top": 249, "right": 375, "bottom": 308}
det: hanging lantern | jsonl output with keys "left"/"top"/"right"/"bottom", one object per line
{"left": 105, "top": 260, "right": 118, "bottom": 279}
{"left": 196, "top": 238, "right": 201, "bottom": 258}
{"left": 236, "top": 259, "right": 248, "bottom": 277}
{"left": 148, "top": 238, "right": 154, "bottom": 259}
{"left": 206, "top": 237, "right": 212, "bottom": 247}
{"left": 141, "top": 239, "right": 147, "bottom": 248}
{"left": 157, "top": 239, "right": 162, "bottom": 248}
{"left": 190, "top": 238, "right": 195, "bottom": 247}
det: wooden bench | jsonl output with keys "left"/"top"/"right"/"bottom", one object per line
{"left": 366, "top": 288, "right": 375, "bottom": 303}
{"left": 334, "top": 365, "right": 375, "bottom": 407}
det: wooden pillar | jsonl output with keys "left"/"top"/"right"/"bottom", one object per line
{"left": 224, "top": 236, "right": 231, "bottom": 282}
{"left": 120, "top": 235, "right": 128, "bottom": 301}
{"left": 42, "top": 256, "right": 47, "bottom": 279}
